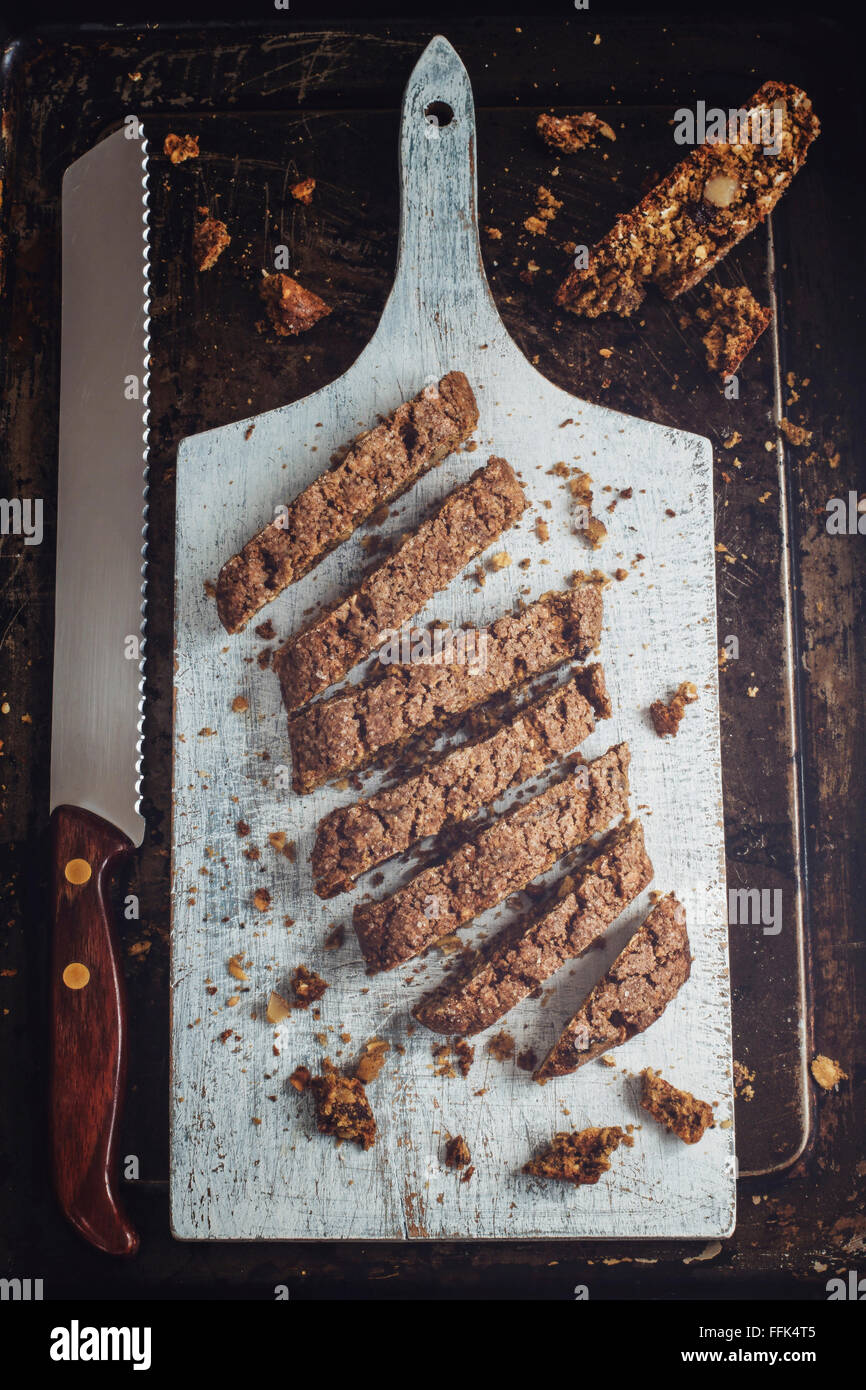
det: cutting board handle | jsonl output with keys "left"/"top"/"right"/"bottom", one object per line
{"left": 381, "top": 35, "right": 499, "bottom": 343}
{"left": 49, "top": 804, "right": 139, "bottom": 1256}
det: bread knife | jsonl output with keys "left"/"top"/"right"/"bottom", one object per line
{"left": 49, "top": 124, "right": 150, "bottom": 1256}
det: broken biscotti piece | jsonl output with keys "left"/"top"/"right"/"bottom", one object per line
{"left": 650, "top": 680, "right": 698, "bottom": 738}
{"left": 640, "top": 1067, "right": 714, "bottom": 1144}
{"left": 536, "top": 111, "right": 616, "bottom": 153}
{"left": 310, "top": 1062, "right": 376, "bottom": 1149}
{"left": 353, "top": 742, "right": 631, "bottom": 975}
{"left": 193, "top": 215, "right": 230, "bottom": 272}
{"left": 259, "top": 271, "right": 331, "bottom": 337}
{"left": 274, "top": 456, "right": 527, "bottom": 712}
{"left": 163, "top": 132, "right": 199, "bottom": 163}
{"left": 415, "top": 819, "right": 653, "bottom": 1037}
{"left": 287, "top": 582, "right": 604, "bottom": 793}
{"left": 697, "top": 283, "right": 773, "bottom": 380}
{"left": 522, "top": 1126, "right": 633, "bottom": 1186}
{"left": 533, "top": 892, "right": 690, "bottom": 1080}
{"left": 216, "top": 371, "right": 479, "bottom": 633}
{"left": 556, "top": 81, "right": 819, "bottom": 317}
{"left": 312, "top": 663, "right": 610, "bottom": 898}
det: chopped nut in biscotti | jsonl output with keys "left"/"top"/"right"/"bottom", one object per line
{"left": 310, "top": 1062, "right": 376, "bottom": 1149}
{"left": 193, "top": 215, "right": 230, "bottom": 272}
{"left": 266, "top": 990, "right": 291, "bottom": 1024}
{"left": 227, "top": 954, "right": 249, "bottom": 982}
{"left": 355, "top": 1037, "right": 390, "bottom": 1084}
{"left": 259, "top": 272, "right": 331, "bottom": 337}
{"left": 650, "top": 681, "right": 698, "bottom": 738}
{"left": 444, "top": 1134, "right": 471, "bottom": 1169}
{"left": 164, "top": 132, "right": 199, "bottom": 163}
{"left": 522, "top": 1126, "right": 633, "bottom": 1185}
{"left": 640, "top": 1068, "right": 714, "bottom": 1143}
{"left": 291, "top": 177, "right": 316, "bottom": 204}
{"left": 536, "top": 111, "right": 616, "bottom": 153}
{"left": 290, "top": 964, "right": 329, "bottom": 1009}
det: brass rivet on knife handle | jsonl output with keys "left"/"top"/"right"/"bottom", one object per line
{"left": 64, "top": 858, "right": 92, "bottom": 885}
{"left": 62, "top": 962, "right": 91, "bottom": 990}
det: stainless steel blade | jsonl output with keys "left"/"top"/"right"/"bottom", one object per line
{"left": 51, "top": 125, "right": 150, "bottom": 846}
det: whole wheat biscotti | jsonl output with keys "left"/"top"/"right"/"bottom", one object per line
{"left": 216, "top": 371, "right": 479, "bottom": 633}
{"left": 274, "top": 456, "right": 527, "bottom": 712}
{"left": 287, "top": 583, "right": 604, "bottom": 793}
{"left": 556, "top": 81, "right": 819, "bottom": 317}
{"left": 353, "top": 742, "right": 631, "bottom": 975}
{"left": 414, "top": 818, "right": 653, "bottom": 1036}
{"left": 533, "top": 891, "right": 690, "bottom": 1082}
{"left": 311, "top": 663, "right": 610, "bottom": 898}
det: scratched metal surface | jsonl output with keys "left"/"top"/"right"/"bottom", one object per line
{"left": 170, "top": 37, "right": 735, "bottom": 1240}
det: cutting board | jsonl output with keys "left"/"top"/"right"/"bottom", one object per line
{"left": 170, "top": 35, "right": 735, "bottom": 1240}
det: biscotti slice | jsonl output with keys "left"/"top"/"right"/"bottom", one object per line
{"left": 640, "top": 1067, "right": 714, "bottom": 1144}
{"left": 557, "top": 81, "right": 819, "bottom": 317}
{"left": 533, "top": 892, "right": 690, "bottom": 1082}
{"left": 312, "top": 663, "right": 610, "bottom": 898}
{"left": 216, "top": 371, "right": 479, "bottom": 633}
{"left": 274, "top": 456, "right": 527, "bottom": 712}
{"left": 354, "top": 742, "right": 631, "bottom": 975}
{"left": 522, "top": 1126, "right": 633, "bottom": 1186}
{"left": 414, "top": 819, "right": 653, "bottom": 1037}
{"left": 287, "top": 583, "right": 604, "bottom": 793}
{"left": 697, "top": 283, "right": 773, "bottom": 380}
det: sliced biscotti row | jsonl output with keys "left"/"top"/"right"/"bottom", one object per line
{"left": 353, "top": 742, "right": 631, "bottom": 975}
{"left": 274, "top": 456, "right": 527, "bottom": 713}
{"left": 414, "top": 819, "right": 652, "bottom": 1036}
{"left": 311, "top": 663, "right": 610, "bottom": 898}
{"left": 534, "top": 891, "right": 690, "bottom": 1081}
{"left": 216, "top": 370, "right": 479, "bottom": 633}
{"left": 287, "top": 583, "right": 604, "bottom": 793}
{"left": 557, "top": 81, "right": 819, "bottom": 317}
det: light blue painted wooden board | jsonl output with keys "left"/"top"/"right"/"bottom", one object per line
{"left": 170, "top": 36, "right": 735, "bottom": 1241}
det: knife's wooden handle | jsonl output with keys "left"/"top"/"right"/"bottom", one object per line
{"left": 50, "top": 804, "right": 139, "bottom": 1257}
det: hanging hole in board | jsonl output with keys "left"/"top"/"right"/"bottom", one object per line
{"left": 423, "top": 101, "right": 454, "bottom": 140}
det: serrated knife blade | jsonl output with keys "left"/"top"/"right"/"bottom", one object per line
{"left": 49, "top": 124, "right": 150, "bottom": 1257}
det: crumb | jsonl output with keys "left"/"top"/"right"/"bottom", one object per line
{"left": 259, "top": 272, "right": 331, "bottom": 337}
{"left": 227, "top": 954, "right": 249, "bottom": 982}
{"left": 488, "top": 551, "right": 511, "bottom": 571}
{"left": 268, "top": 831, "right": 286, "bottom": 851}
{"left": 640, "top": 1068, "right": 714, "bottom": 1144}
{"left": 523, "top": 1126, "right": 632, "bottom": 1185}
{"left": 487, "top": 1030, "right": 515, "bottom": 1062}
{"left": 454, "top": 1039, "right": 475, "bottom": 1078}
{"left": 444, "top": 1134, "right": 472, "bottom": 1169}
{"left": 311, "top": 1062, "right": 376, "bottom": 1150}
{"left": 164, "top": 132, "right": 199, "bottom": 163}
{"left": 650, "top": 680, "right": 698, "bottom": 738}
{"left": 733, "top": 1060, "right": 755, "bottom": 1101}
{"left": 252, "top": 887, "right": 271, "bottom": 912}
{"left": 614, "top": 568, "right": 628, "bottom": 581}
{"left": 810, "top": 1054, "right": 848, "bottom": 1091}
{"left": 535, "top": 519, "right": 550, "bottom": 543}
{"left": 193, "top": 215, "right": 230, "bottom": 272}
{"left": 536, "top": 111, "right": 616, "bottom": 153}
{"left": 290, "top": 964, "right": 329, "bottom": 1009}
{"left": 516, "top": 1048, "right": 538, "bottom": 1072}
{"left": 778, "top": 417, "right": 813, "bottom": 447}
{"left": 291, "top": 177, "right": 316, "bottom": 204}
{"left": 255, "top": 619, "right": 276, "bottom": 640}
{"left": 486, "top": 226, "right": 503, "bottom": 240}
{"left": 235, "top": 820, "right": 250, "bottom": 837}
{"left": 231, "top": 694, "right": 249, "bottom": 713}
{"left": 355, "top": 1037, "right": 390, "bottom": 1085}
